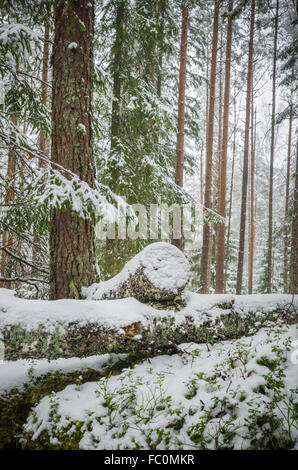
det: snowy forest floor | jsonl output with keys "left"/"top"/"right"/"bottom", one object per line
{"left": 0, "top": 290, "right": 297, "bottom": 450}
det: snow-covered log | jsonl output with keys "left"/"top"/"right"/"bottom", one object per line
{"left": 1, "top": 289, "right": 297, "bottom": 362}
{"left": 82, "top": 242, "right": 190, "bottom": 303}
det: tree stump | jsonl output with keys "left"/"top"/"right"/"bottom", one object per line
{"left": 82, "top": 242, "right": 190, "bottom": 303}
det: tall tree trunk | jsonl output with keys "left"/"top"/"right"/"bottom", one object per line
{"left": 284, "top": 70, "right": 294, "bottom": 293}
{"left": 200, "top": 145, "right": 204, "bottom": 205}
{"left": 50, "top": 0, "right": 97, "bottom": 300}
{"left": 267, "top": 0, "right": 279, "bottom": 293}
{"left": 248, "top": 102, "right": 256, "bottom": 294}
{"left": 289, "top": 143, "right": 298, "bottom": 294}
{"left": 173, "top": 6, "right": 188, "bottom": 250}
{"left": 201, "top": 29, "right": 210, "bottom": 209}
{"left": 1, "top": 62, "right": 19, "bottom": 283}
{"left": 39, "top": 23, "right": 49, "bottom": 167}
{"left": 224, "top": 89, "right": 236, "bottom": 292}
{"left": 236, "top": 0, "right": 255, "bottom": 295}
{"left": 0, "top": 115, "right": 17, "bottom": 282}
{"left": 106, "top": 0, "right": 125, "bottom": 278}
{"left": 200, "top": 0, "right": 219, "bottom": 292}
{"left": 110, "top": 0, "right": 124, "bottom": 162}
{"left": 208, "top": 26, "right": 224, "bottom": 292}
{"left": 215, "top": 0, "right": 233, "bottom": 293}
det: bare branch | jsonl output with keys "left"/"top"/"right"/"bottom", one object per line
{"left": 1, "top": 246, "right": 49, "bottom": 274}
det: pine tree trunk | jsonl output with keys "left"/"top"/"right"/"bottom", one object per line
{"left": 110, "top": 0, "right": 124, "bottom": 165}
{"left": 200, "top": 0, "right": 219, "bottom": 292}
{"left": 267, "top": 0, "right": 279, "bottom": 293}
{"left": 224, "top": 80, "right": 237, "bottom": 291}
{"left": 49, "top": 0, "right": 97, "bottom": 300}
{"left": 0, "top": 114, "right": 17, "bottom": 284}
{"left": 248, "top": 102, "right": 255, "bottom": 294}
{"left": 215, "top": 0, "right": 233, "bottom": 293}
{"left": 105, "top": 0, "right": 125, "bottom": 278}
{"left": 284, "top": 70, "right": 293, "bottom": 293}
{"left": 39, "top": 23, "right": 49, "bottom": 167}
{"left": 173, "top": 6, "right": 188, "bottom": 251}
{"left": 236, "top": 0, "right": 255, "bottom": 295}
{"left": 200, "top": 145, "right": 204, "bottom": 205}
{"left": 289, "top": 144, "right": 298, "bottom": 294}
{"left": 208, "top": 27, "right": 224, "bottom": 293}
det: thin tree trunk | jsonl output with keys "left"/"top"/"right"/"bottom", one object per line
{"left": 39, "top": 23, "right": 49, "bottom": 167}
{"left": 284, "top": 70, "right": 294, "bottom": 292}
{"left": 157, "top": 49, "right": 162, "bottom": 98}
{"left": 248, "top": 102, "right": 255, "bottom": 294}
{"left": 50, "top": 0, "right": 97, "bottom": 299}
{"left": 14, "top": 115, "right": 28, "bottom": 286}
{"left": 215, "top": 0, "right": 233, "bottom": 293}
{"left": 110, "top": 0, "right": 124, "bottom": 160}
{"left": 224, "top": 92, "right": 236, "bottom": 292}
{"left": 267, "top": 0, "right": 279, "bottom": 293}
{"left": 208, "top": 25, "right": 224, "bottom": 292}
{"left": 106, "top": 0, "right": 125, "bottom": 278}
{"left": 0, "top": 116, "right": 17, "bottom": 282}
{"left": 205, "top": 29, "right": 209, "bottom": 150}
{"left": 201, "top": 28, "right": 210, "bottom": 209}
{"left": 200, "top": 145, "right": 204, "bottom": 205}
{"left": 173, "top": 6, "right": 188, "bottom": 250}
{"left": 289, "top": 143, "right": 298, "bottom": 294}
{"left": 236, "top": 0, "right": 255, "bottom": 295}
{"left": 200, "top": 0, "right": 219, "bottom": 292}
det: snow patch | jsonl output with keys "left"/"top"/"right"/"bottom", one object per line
{"left": 68, "top": 42, "right": 78, "bottom": 51}
{"left": 0, "top": 353, "right": 126, "bottom": 395}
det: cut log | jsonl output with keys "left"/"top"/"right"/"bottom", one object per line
{"left": 82, "top": 242, "right": 190, "bottom": 303}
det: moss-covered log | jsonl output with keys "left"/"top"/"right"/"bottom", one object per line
{"left": 82, "top": 242, "right": 190, "bottom": 302}
{"left": 2, "top": 303, "right": 297, "bottom": 362}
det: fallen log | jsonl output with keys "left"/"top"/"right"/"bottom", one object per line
{"left": 1, "top": 290, "right": 297, "bottom": 361}
{"left": 81, "top": 242, "right": 190, "bottom": 303}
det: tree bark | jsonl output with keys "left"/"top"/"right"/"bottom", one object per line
{"left": 224, "top": 80, "right": 237, "bottom": 291}
{"left": 49, "top": 0, "right": 97, "bottom": 300}
{"left": 289, "top": 143, "right": 298, "bottom": 294}
{"left": 215, "top": 0, "right": 233, "bottom": 293}
{"left": 172, "top": 6, "right": 188, "bottom": 251}
{"left": 200, "top": 0, "right": 219, "bottom": 292}
{"left": 248, "top": 105, "right": 256, "bottom": 294}
{"left": 284, "top": 70, "right": 294, "bottom": 292}
{"left": 236, "top": 0, "right": 255, "bottom": 295}
{"left": 267, "top": 0, "right": 279, "bottom": 293}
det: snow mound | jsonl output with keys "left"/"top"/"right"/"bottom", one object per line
{"left": 82, "top": 242, "right": 190, "bottom": 300}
